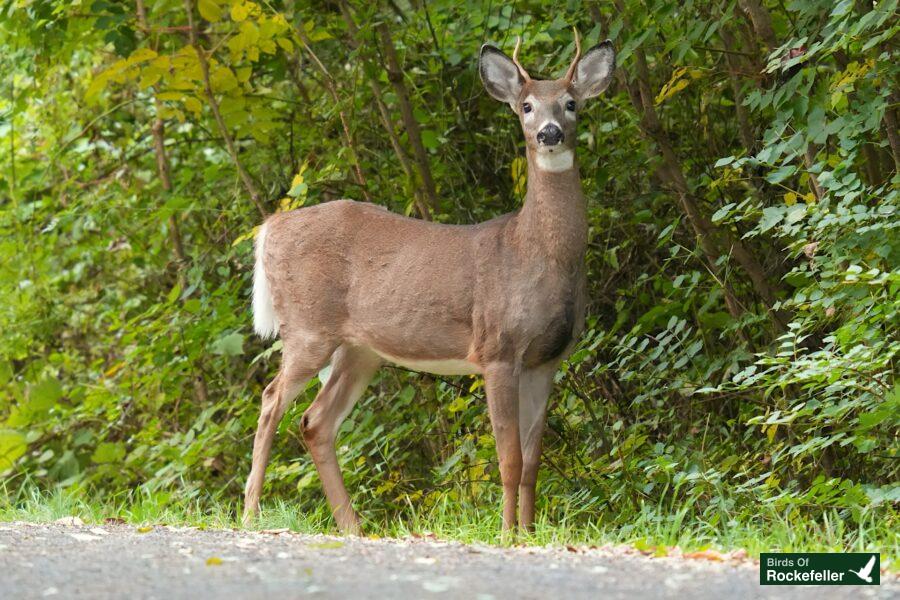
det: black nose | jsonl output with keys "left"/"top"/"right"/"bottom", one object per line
{"left": 537, "top": 123, "right": 564, "bottom": 146}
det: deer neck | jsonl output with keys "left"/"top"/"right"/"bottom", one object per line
{"left": 516, "top": 147, "right": 588, "bottom": 263}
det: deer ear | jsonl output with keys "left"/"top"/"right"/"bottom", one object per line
{"left": 572, "top": 41, "right": 616, "bottom": 99}
{"left": 479, "top": 45, "right": 524, "bottom": 106}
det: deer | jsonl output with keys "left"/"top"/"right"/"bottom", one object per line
{"left": 243, "top": 31, "right": 616, "bottom": 535}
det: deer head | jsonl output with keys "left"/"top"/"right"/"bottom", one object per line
{"left": 479, "top": 31, "right": 616, "bottom": 172}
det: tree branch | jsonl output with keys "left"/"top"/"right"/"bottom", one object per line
{"left": 294, "top": 23, "right": 372, "bottom": 203}
{"left": 376, "top": 23, "right": 440, "bottom": 215}
{"left": 338, "top": 2, "right": 432, "bottom": 220}
{"left": 182, "top": 0, "right": 267, "bottom": 218}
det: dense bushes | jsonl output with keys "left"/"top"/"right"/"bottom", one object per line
{"left": 1, "top": 0, "right": 896, "bottom": 534}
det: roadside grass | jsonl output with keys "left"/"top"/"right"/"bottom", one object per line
{"left": 1, "top": 483, "right": 896, "bottom": 570}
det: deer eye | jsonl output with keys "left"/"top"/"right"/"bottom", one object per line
{"left": 522, "top": 102, "right": 533, "bottom": 114}
{"left": 566, "top": 100, "right": 577, "bottom": 111}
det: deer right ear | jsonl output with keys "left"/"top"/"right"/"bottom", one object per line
{"left": 479, "top": 45, "right": 524, "bottom": 107}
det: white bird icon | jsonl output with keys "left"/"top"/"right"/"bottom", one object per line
{"left": 848, "top": 555, "right": 876, "bottom": 583}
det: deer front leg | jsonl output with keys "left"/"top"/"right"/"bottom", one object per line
{"left": 483, "top": 363, "right": 523, "bottom": 534}
{"left": 517, "top": 364, "right": 555, "bottom": 531}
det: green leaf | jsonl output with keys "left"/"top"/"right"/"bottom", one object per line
{"left": 211, "top": 332, "right": 244, "bottom": 356}
{"left": 714, "top": 156, "right": 734, "bottom": 168}
{"left": 199, "top": 0, "right": 223, "bottom": 22}
{"left": 27, "top": 377, "right": 63, "bottom": 412}
{"left": 91, "top": 442, "right": 126, "bottom": 464}
{"left": 420, "top": 130, "right": 439, "bottom": 150}
{"left": 765, "top": 165, "right": 796, "bottom": 184}
{"left": 758, "top": 206, "right": 784, "bottom": 233}
{"left": 0, "top": 429, "right": 27, "bottom": 471}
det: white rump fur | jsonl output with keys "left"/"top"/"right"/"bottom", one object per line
{"left": 252, "top": 222, "right": 279, "bottom": 339}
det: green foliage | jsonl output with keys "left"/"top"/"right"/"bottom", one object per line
{"left": 0, "top": 0, "right": 896, "bottom": 550}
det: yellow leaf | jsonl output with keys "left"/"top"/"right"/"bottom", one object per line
{"left": 139, "top": 69, "right": 162, "bottom": 89}
{"left": 84, "top": 72, "right": 111, "bottom": 105}
{"left": 784, "top": 192, "right": 797, "bottom": 206}
{"left": 235, "top": 66, "right": 252, "bottom": 83}
{"left": 104, "top": 362, "right": 125, "bottom": 378}
{"left": 655, "top": 66, "right": 692, "bottom": 105}
{"left": 231, "top": 225, "right": 260, "bottom": 247}
{"left": 447, "top": 396, "right": 467, "bottom": 413}
{"left": 309, "top": 541, "right": 344, "bottom": 550}
{"left": 804, "top": 192, "right": 816, "bottom": 204}
{"left": 127, "top": 48, "right": 158, "bottom": 64}
{"left": 510, "top": 156, "right": 527, "bottom": 198}
{"left": 210, "top": 65, "right": 238, "bottom": 92}
{"left": 183, "top": 96, "right": 202, "bottom": 115}
{"left": 276, "top": 37, "right": 293, "bottom": 52}
{"left": 199, "top": 0, "right": 222, "bottom": 22}
{"left": 206, "top": 556, "right": 223, "bottom": 566}
{"left": 259, "top": 39, "right": 276, "bottom": 55}
{"left": 304, "top": 21, "right": 332, "bottom": 42}
{"left": 766, "top": 423, "right": 778, "bottom": 443}
{"left": 279, "top": 196, "right": 304, "bottom": 212}
{"left": 136, "top": 526, "right": 153, "bottom": 533}
{"left": 230, "top": 1, "right": 250, "bottom": 22}
{"left": 157, "top": 91, "right": 183, "bottom": 101}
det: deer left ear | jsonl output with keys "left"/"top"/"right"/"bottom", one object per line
{"left": 572, "top": 41, "right": 616, "bottom": 99}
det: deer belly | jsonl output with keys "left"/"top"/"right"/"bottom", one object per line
{"left": 370, "top": 348, "right": 483, "bottom": 375}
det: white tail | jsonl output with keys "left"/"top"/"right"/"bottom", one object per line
{"left": 252, "top": 223, "right": 279, "bottom": 339}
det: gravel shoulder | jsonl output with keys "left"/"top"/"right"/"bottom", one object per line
{"left": 0, "top": 521, "right": 895, "bottom": 599}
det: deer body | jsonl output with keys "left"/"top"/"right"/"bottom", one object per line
{"left": 244, "top": 34, "right": 615, "bottom": 534}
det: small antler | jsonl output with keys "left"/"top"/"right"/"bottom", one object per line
{"left": 564, "top": 27, "right": 582, "bottom": 82}
{"left": 511, "top": 36, "right": 531, "bottom": 82}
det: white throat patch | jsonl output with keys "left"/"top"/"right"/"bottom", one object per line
{"left": 535, "top": 150, "right": 574, "bottom": 173}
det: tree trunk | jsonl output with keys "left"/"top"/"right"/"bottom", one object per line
{"left": 376, "top": 24, "right": 440, "bottom": 216}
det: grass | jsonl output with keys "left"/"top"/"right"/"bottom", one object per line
{"left": 1, "top": 484, "right": 897, "bottom": 570}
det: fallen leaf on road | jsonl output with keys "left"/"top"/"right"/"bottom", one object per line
{"left": 136, "top": 526, "right": 153, "bottom": 534}
{"left": 104, "top": 517, "right": 127, "bottom": 525}
{"left": 422, "top": 579, "right": 451, "bottom": 593}
{"left": 565, "top": 545, "right": 579, "bottom": 553}
{"left": 309, "top": 540, "right": 344, "bottom": 549}
{"left": 206, "top": 556, "right": 223, "bottom": 566}
{"left": 67, "top": 533, "right": 102, "bottom": 542}
{"left": 683, "top": 549, "right": 725, "bottom": 561}
{"left": 54, "top": 516, "right": 84, "bottom": 526}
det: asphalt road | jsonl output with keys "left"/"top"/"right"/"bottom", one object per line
{"left": 0, "top": 522, "right": 895, "bottom": 599}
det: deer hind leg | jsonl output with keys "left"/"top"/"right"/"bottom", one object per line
{"left": 517, "top": 364, "right": 556, "bottom": 531}
{"left": 243, "top": 335, "right": 336, "bottom": 524}
{"left": 300, "top": 344, "right": 381, "bottom": 535}
{"left": 483, "top": 362, "right": 522, "bottom": 534}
